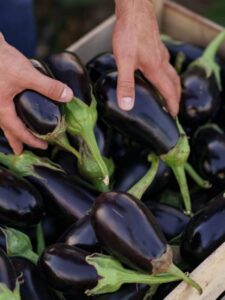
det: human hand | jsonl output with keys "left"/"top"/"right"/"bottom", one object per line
{"left": 0, "top": 33, "right": 73, "bottom": 154}
{"left": 113, "top": 0, "right": 181, "bottom": 116}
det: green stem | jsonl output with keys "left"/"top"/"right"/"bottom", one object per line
{"left": 170, "top": 164, "right": 192, "bottom": 215}
{"left": 201, "top": 30, "right": 225, "bottom": 62}
{"left": 36, "top": 222, "right": 45, "bottom": 255}
{"left": 82, "top": 128, "right": 109, "bottom": 186}
{"left": 55, "top": 133, "right": 80, "bottom": 160}
{"left": 128, "top": 154, "right": 160, "bottom": 200}
{"left": 168, "top": 263, "right": 202, "bottom": 295}
{"left": 175, "top": 52, "right": 186, "bottom": 74}
{"left": 184, "top": 162, "right": 211, "bottom": 189}
{"left": 20, "top": 249, "right": 39, "bottom": 265}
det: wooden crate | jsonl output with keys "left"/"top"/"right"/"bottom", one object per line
{"left": 68, "top": 1, "right": 225, "bottom": 299}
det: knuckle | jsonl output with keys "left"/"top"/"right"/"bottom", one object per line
{"left": 46, "top": 80, "right": 63, "bottom": 99}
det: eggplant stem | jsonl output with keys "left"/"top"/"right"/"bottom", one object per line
{"left": 20, "top": 249, "right": 39, "bottom": 265}
{"left": 36, "top": 222, "right": 45, "bottom": 255}
{"left": 55, "top": 134, "right": 80, "bottom": 160}
{"left": 184, "top": 162, "right": 212, "bottom": 188}
{"left": 81, "top": 128, "right": 109, "bottom": 186}
{"left": 175, "top": 52, "right": 186, "bottom": 74}
{"left": 167, "top": 263, "right": 202, "bottom": 295}
{"left": 202, "top": 30, "right": 225, "bottom": 63}
{"left": 128, "top": 154, "right": 160, "bottom": 200}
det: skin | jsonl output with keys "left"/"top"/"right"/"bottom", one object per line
{"left": 114, "top": 0, "right": 181, "bottom": 114}
{"left": 0, "top": 0, "right": 180, "bottom": 154}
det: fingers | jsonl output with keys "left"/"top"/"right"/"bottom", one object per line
{"left": 3, "top": 130, "right": 23, "bottom": 155}
{"left": 25, "top": 68, "right": 74, "bottom": 103}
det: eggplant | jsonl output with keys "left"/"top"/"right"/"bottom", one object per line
{"left": 191, "top": 124, "right": 225, "bottom": 186}
{"left": 0, "top": 166, "right": 43, "bottom": 227}
{"left": 86, "top": 52, "right": 117, "bottom": 85}
{"left": 91, "top": 192, "right": 201, "bottom": 293}
{"left": 38, "top": 244, "right": 190, "bottom": 296}
{"left": 145, "top": 202, "right": 190, "bottom": 241}
{"left": 94, "top": 284, "right": 149, "bottom": 300}
{"left": 11, "top": 256, "right": 56, "bottom": 300}
{"left": 95, "top": 71, "right": 209, "bottom": 214}
{"left": 181, "top": 192, "right": 225, "bottom": 267}
{"left": 58, "top": 214, "right": 101, "bottom": 252}
{"left": 179, "top": 31, "right": 225, "bottom": 128}
{"left": 46, "top": 51, "right": 110, "bottom": 191}
{"left": 0, "top": 248, "right": 16, "bottom": 291}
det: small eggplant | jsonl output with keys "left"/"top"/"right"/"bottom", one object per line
{"left": 191, "top": 124, "right": 225, "bottom": 186}
{"left": 58, "top": 214, "right": 101, "bottom": 253}
{"left": 46, "top": 52, "right": 110, "bottom": 191}
{"left": 38, "top": 243, "right": 189, "bottom": 296}
{"left": 0, "top": 151, "right": 95, "bottom": 224}
{"left": 91, "top": 192, "right": 201, "bottom": 293}
{"left": 145, "top": 202, "right": 190, "bottom": 241}
{"left": 95, "top": 71, "right": 209, "bottom": 214}
{"left": 86, "top": 52, "right": 117, "bottom": 85}
{"left": 179, "top": 31, "right": 225, "bottom": 128}
{"left": 0, "top": 166, "right": 43, "bottom": 227}
{"left": 11, "top": 256, "right": 56, "bottom": 300}
{"left": 181, "top": 192, "right": 225, "bottom": 267}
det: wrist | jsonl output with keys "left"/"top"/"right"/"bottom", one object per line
{"left": 115, "top": 0, "right": 153, "bottom": 20}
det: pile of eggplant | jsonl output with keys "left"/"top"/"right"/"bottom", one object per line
{"left": 1, "top": 30, "right": 225, "bottom": 300}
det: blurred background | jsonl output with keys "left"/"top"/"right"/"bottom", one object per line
{"left": 35, "top": 0, "right": 225, "bottom": 56}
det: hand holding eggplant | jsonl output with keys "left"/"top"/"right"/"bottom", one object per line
{"left": 113, "top": 0, "right": 180, "bottom": 114}
{"left": 0, "top": 33, "right": 73, "bottom": 155}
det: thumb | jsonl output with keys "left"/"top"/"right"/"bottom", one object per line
{"left": 26, "top": 68, "right": 74, "bottom": 102}
{"left": 116, "top": 61, "right": 135, "bottom": 111}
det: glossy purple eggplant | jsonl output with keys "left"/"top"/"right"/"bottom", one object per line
{"left": 11, "top": 257, "right": 56, "bottom": 300}
{"left": 181, "top": 192, "right": 225, "bottom": 266}
{"left": 192, "top": 125, "right": 225, "bottom": 186}
{"left": 91, "top": 192, "right": 168, "bottom": 273}
{"left": 58, "top": 214, "right": 101, "bottom": 252}
{"left": 0, "top": 167, "right": 43, "bottom": 227}
{"left": 46, "top": 51, "right": 92, "bottom": 105}
{"left": 86, "top": 52, "right": 117, "bottom": 85}
{"left": 0, "top": 248, "right": 16, "bottom": 291}
{"left": 145, "top": 202, "right": 190, "bottom": 240}
{"left": 94, "top": 284, "right": 149, "bottom": 300}
{"left": 95, "top": 71, "right": 179, "bottom": 155}
{"left": 38, "top": 244, "right": 98, "bottom": 294}
{"left": 0, "top": 228, "right": 6, "bottom": 252}
{"left": 27, "top": 165, "right": 95, "bottom": 224}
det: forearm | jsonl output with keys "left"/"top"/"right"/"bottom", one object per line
{"left": 115, "top": 0, "right": 153, "bottom": 19}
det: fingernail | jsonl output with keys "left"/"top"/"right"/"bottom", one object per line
{"left": 60, "top": 86, "right": 73, "bottom": 102}
{"left": 120, "top": 97, "right": 134, "bottom": 111}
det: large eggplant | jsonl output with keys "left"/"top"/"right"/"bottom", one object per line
{"left": 179, "top": 31, "right": 225, "bottom": 128}
{"left": 58, "top": 214, "right": 101, "bottom": 253}
{"left": 46, "top": 51, "right": 110, "bottom": 191}
{"left": 95, "top": 71, "right": 209, "bottom": 214}
{"left": 191, "top": 124, "right": 225, "bottom": 186}
{"left": 0, "top": 151, "right": 95, "bottom": 224}
{"left": 38, "top": 244, "right": 187, "bottom": 296}
{"left": 181, "top": 192, "right": 225, "bottom": 267}
{"left": 91, "top": 192, "right": 201, "bottom": 293}
{"left": 0, "top": 166, "right": 43, "bottom": 227}
{"left": 11, "top": 257, "right": 56, "bottom": 300}
{"left": 86, "top": 52, "right": 117, "bottom": 85}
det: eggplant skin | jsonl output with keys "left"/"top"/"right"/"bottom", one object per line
{"left": 180, "top": 66, "right": 221, "bottom": 127}
{"left": 11, "top": 257, "right": 56, "bottom": 300}
{"left": 46, "top": 51, "right": 92, "bottom": 105}
{"left": 38, "top": 244, "right": 98, "bottom": 294}
{"left": 0, "top": 248, "right": 16, "bottom": 291}
{"left": 15, "top": 91, "right": 62, "bottom": 135}
{"left": 27, "top": 166, "right": 94, "bottom": 224}
{"left": 181, "top": 192, "right": 225, "bottom": 267}
{"left": 91, "top": 192, "right": 167, "bottom": 273}
{"left": 95, "top": 72, "right": 179, "bottom": 155}
{"left": 58, "top": 214, "right": 101, "bottom": 253}
{"left": 0, "top": 167, "right": 43, "bottom": 227}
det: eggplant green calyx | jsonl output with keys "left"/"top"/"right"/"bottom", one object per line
{"left": 85, "top": 253, "right": 181, "bottom": 296}
{"left": 160, "top": 34, "right": 183, "bottom": 45}
{"left": 0, "top": 281, "right": 21, "bottom": 300}
{"left": 128, "top": 154, "right": 160, "bottom": 200}
{"left": 36, "top": 222, "right": 46, "bottom": 255}
{"left": 65, "top": 96, "right": 109, "bottom": 187}
{"left": 161, "top": 119, "right": 209, "bottom": 215}
{"left": 1, "top": 227, "right": 39, "bottom": 265}
{"left": 189, "top": 30, "right": 225, "bottom": 90}
{"left": 0, "top": 150, "right": 63, "bottom": 179}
